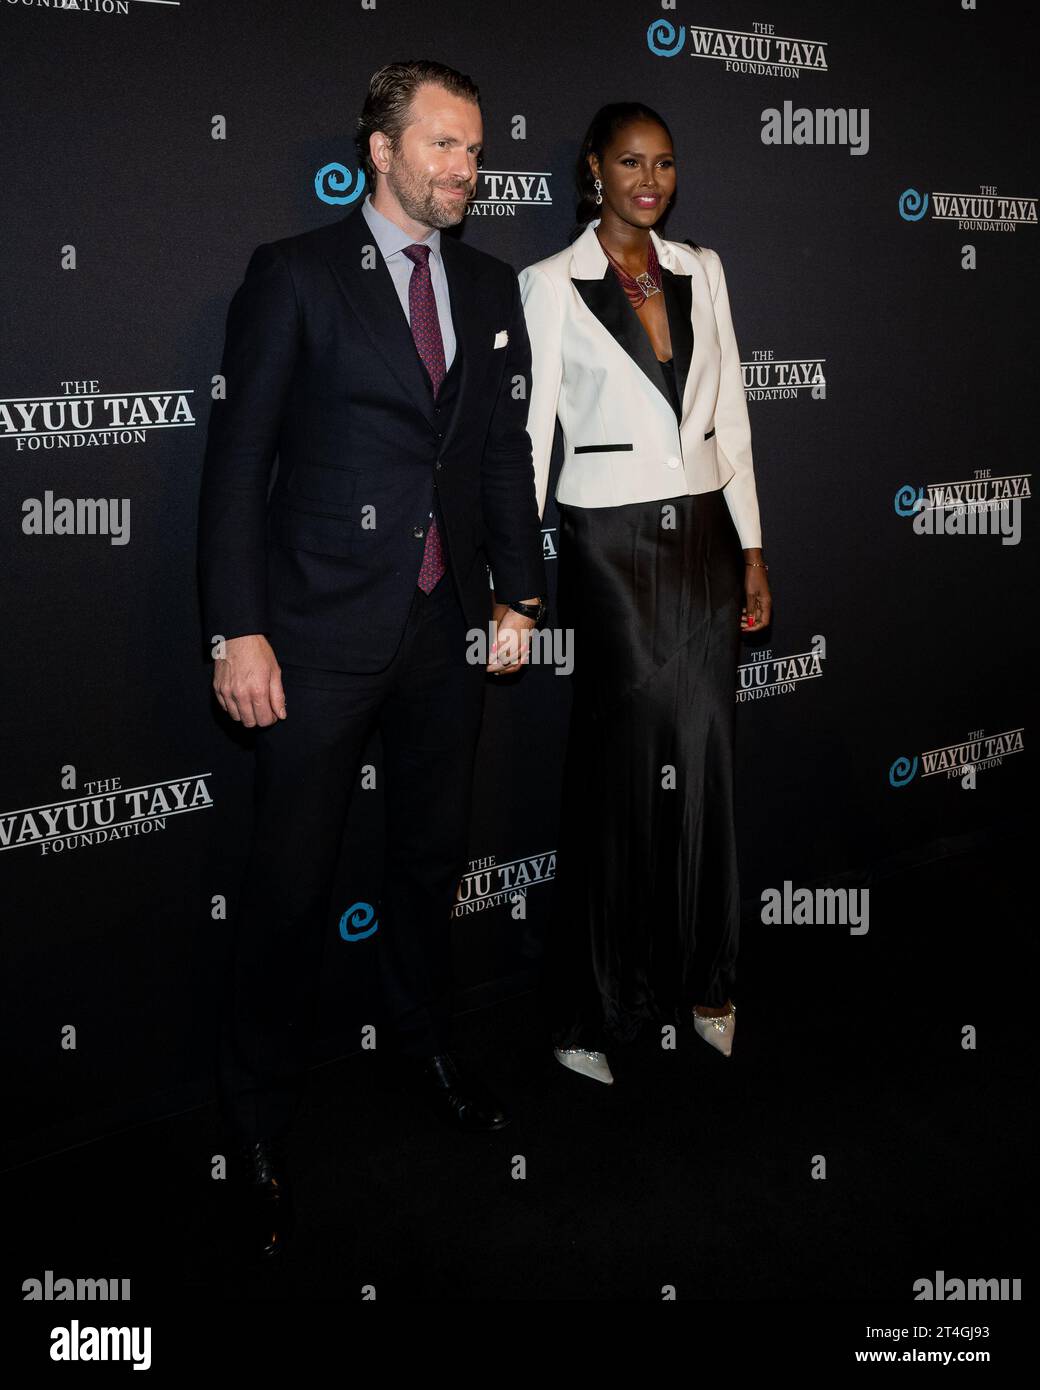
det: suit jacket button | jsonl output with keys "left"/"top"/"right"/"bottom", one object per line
{"left": 413, "top": 526, "right": 425, "bottom": 538}
{"left": 435, "top": 461, "right": 443, "bottom": 471}
{"left": 665, "top": 455, "right": 681, "bottom": 469}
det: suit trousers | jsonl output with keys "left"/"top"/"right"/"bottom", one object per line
{"left": 214, "top": 571, "right": 487, "bottom": 1146}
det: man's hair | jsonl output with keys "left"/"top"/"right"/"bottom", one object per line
{"left": 355, "top": 60, "right": 481, "bottom": 190}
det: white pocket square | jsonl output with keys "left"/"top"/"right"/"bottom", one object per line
{"left": 493, "top": 330, "right": 508, "bottom": 349}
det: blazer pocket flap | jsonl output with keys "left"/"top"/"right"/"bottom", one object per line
{"left": 287, "top": 462, "right": 357, "bottom": 512}
{"left": 704, "top": 426, "right": 716, "bottom": 440}
{"left": 572, "top": 442, "right": 634, "bottom": 454}
{"left": 270, "top": 504, "right": 356, "bottom": 557}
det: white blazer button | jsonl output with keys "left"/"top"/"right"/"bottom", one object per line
{"left": 665, "top": 455, "right": 681, "bottom": 470}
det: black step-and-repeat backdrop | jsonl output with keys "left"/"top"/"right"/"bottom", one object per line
{"left": 2, "top": 1, "right": 1031, "bottom": 1170}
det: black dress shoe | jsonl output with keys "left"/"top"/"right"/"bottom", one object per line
{"left": 232, "top": 1138, "right": 294, "bottom": 1260}
{"left": 402, "top": 1053, "right": 511, "bottom": 1133}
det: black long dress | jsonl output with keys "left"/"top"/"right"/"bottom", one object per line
{"left": 548, "top": 353, "right": 745, "bottom": 1050}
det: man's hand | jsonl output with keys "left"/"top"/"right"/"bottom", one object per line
{"left": 213, "top": 634, "right": 286, "bottom": 727}
{"left": 487, "top": 599, "right": 538, "bottom": 675}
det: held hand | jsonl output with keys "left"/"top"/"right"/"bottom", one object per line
{"left": 740, "top": 557, "right": 773, "bottom": 632}
{"left": 213, "top": 634, "right": 286, "bottom": 727}
{"left": 487, "top": 600, "right": 537, "bottom": 675}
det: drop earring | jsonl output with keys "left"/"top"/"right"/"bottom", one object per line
{"left": 594, "top": 178, "right": 603, "bottom": 206}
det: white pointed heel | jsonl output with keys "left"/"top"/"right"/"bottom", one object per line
{"left": 692, "top": 1001, "right": 736, "bottom": 1057}
{"left": 553, "top": 1046, "right": 614, "bottom": 1085}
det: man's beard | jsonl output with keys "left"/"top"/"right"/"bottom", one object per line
{"left": 386, "top": 156, "right": 470, "bottom": 229}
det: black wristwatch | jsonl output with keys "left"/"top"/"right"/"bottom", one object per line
{"left": 502, "top": 596, "right": 548, "bottom": 628}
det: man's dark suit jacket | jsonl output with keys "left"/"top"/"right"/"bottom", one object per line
{"left": 197, "top": 203, "right": 547, "bottom": 672}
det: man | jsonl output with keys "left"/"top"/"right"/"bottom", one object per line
{"left": 197, "top": 59, "right": 547, "bottom": 1260}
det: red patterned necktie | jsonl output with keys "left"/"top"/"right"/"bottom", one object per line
{"left": 401, "top": 242, "right": 446, "bottom": 594}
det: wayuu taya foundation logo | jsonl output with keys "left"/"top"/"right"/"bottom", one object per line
{"left": 736, "top": 638, "right": 825, "bottom": 703}
{"left": 0, "top": 382, "right": 195, "bottom": 452}
{"left": 898, "top": 185, "right": 1037, "bottom": 232}
{"left": 315, "top": 164, "right": 366, "bottom": 206}
{"left": 743, "top": 351, "right": 827, "bottom": 401}
{"left": 647, "top": 17, "right": 828, "bottom": 78}
{"left": 888, "top": 727, "right": 1024, "bottom": 789}
{"left": 452, "top": 851, "right": 556, "bottom": 918}
{"left": 894, "top": 471, "right": 1029, "bottom": 545}
{"left": 20, "top": 0, "right": 170, "bottom": 22}
{"left": 315, "top": 163, "right": 553, "bottom": 215}
{"left": 467, "top": 170, "right": 553, "bottom": 217}
{"left": 0, "top": 773, "right": 214, "bottom": 856}
{"left": 339, "top": 902, "right": 378, "bottom": 941}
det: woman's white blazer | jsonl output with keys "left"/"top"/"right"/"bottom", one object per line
{"left": 518, "top": 218, "right": 762, "bottom": 549}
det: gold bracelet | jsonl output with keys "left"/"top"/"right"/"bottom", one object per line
{"left": 745, "top": 560, "right": 768, "bottom": 569}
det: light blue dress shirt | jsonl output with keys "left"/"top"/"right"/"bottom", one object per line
{"left": 360, "top": 194, "right": 456, "bottom": 369}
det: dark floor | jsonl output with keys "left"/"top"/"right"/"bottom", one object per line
{"left": 8, "top": 834, "right": 1034, "bottom": 1331}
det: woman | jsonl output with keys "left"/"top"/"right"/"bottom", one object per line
{"left": 519, "top": 104, "right": 772, "bottom": 1084}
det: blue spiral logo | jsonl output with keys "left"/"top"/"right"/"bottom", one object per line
{"left": 647, "top": 19, "right": 686, "bottom": 56}
{"left": 315, "top": 163, "right": 366, "bottom": 206}
{"left": 888, "top": 756, "right": 918, "bottom": 788}
{"left": 898, "top": 188, "right": 929, "bottom": 222}
{"left": 894, "top": 484, "right": 924, "bottom": 516}
{"left": 339, "top": 901, "right": 378, "bottom": 941}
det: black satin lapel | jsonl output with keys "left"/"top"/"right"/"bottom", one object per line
{"left": 661, "top": 268, "right": 693, "bottom": 410}
{"left": 321, "top": 207, "right": 438, "bottom": 430}
{"left": 571, "top": 272, "right": 676, "bottom": 413}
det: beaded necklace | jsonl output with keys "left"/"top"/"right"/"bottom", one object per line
{"left": 596, "top": 231, "right": 662, "bottom": 307}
